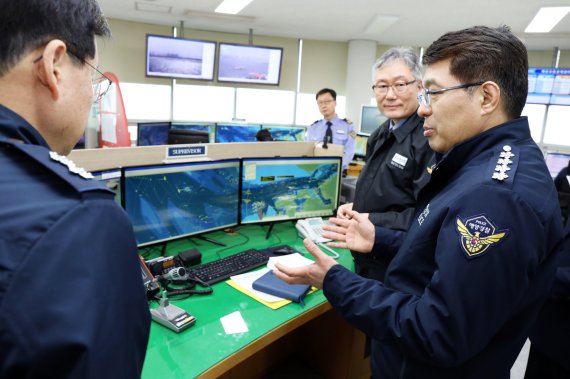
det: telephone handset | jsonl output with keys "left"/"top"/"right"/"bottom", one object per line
{"left": 296, "top": 217, "right": 331, "bottom": 243}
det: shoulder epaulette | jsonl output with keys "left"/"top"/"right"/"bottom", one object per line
{"left": 310, "top": 119, "right": 320, "bottom": 126}
{"left": 343, "top": 118, "right": 353, "bottom": 124}
{"left": 1, "top": 138, "right": 112, "bottom": 195}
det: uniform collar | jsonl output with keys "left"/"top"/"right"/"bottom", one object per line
{"left": 434, "top": 116, "right": 531, "bottom": 178}
{"left": 0, "top": 104, "right": 49, "bottom": 148}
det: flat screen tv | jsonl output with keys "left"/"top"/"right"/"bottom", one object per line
{"left": 527, "top": 67, "right": 556, "bottom": 105}
{"left": 548, "top": 68, "right": 570, "bottom": 106}
{"left": 137, "top": 122, "right": 171, "bottom": 146}
{"left": 217, "top": 43, "right": 283, "bottom": 85}
{"left": 122, "top": 159, "right": 240, "bottom": 247}
{"left": 360, "top": 105, "right": 387, "bottom": 135}
{"left": 146, "top": 34, "right": 216, "bottom": 81}
{"left": 240, "top": 156, "right": 341, "bottom": 224}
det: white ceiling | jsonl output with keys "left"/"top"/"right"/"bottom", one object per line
{"left": 98, "top": 0, "right": 570, "bottom": 50}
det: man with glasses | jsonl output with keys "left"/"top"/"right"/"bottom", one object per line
{"left": 274, "top": 25, "right": 563, "bottom": 379}
{"left": 306, "top": 88, "right": 356, "bottom": 171}
{"left": 334, "top": 47, "right": 435, "bottom": 282}
{"left": 0, "top": 1, "right": 150, "bottom": 377}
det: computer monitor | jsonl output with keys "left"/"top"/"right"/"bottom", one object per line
{"left": 240, "top": 156, "right": 342, "bottom": 224}
{"left": 91, "top": 168, "right": 122, "bottom": 205}
{"left": 168, "top": 129, "right": 209, "bottom": 145}
{"left": 217, "top": 43, "right": 283, "bottom": 85}
{"left": 527, "top": 68, "right": 556, "bottom": 105}
{"left": 354, "top": 133, "right": 369, "bottom": 159}
{"left": 215, "top": 124, "right": 262, "bottom": 143}
{"left": 137, "top": 122, "right": 171, "bottom": 146}
{"left": 548, "top": 68, "right": 570, "bottom": 106}
{"left": 544, "top": 152, "right": 570, "bottom": 178}
{"left": 171, "top": 123, "right": 215, "bottom": 143}
{"left": 360, "top": 105, "right": 388, "bottom": 135}
{"left": 122, "top": 159, "right": 240, "bottom": 247}
{"left": 262, "top": 126, "right": 306, "bottom": 141}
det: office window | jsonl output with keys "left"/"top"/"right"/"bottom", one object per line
{"left": 543, "top": 105, "right": 570, "bottom": 147}
{"left": 120, "top": 82, "right": 171, "bottom": 120}
{"left": 173, "top": 84, "right": 234, "bottom": 122}
{"left": 295, "top": 92, "right": 346, "bottom": 126}
{"left": 522, "top": 103, "right": 546, "bottom": 143}
{"left": 236, "top": 88, "right": 295, "bottom": 124}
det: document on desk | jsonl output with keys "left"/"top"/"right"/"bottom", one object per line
{"left": 226, "top": 253, "right": 317, "bottom": 310}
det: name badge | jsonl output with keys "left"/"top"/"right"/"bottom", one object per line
{"left": 336, "top": 130, "right": 345, "bottom": 134}
{"left": 391, "top": 153, "right": 408, "bottom": 169}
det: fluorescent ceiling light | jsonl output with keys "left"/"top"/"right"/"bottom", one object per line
{"left": 525, "top": 7, "right": 570, "bottom": 33}
{"left": 215, "top": 0, "right": 254, "bottom": 15}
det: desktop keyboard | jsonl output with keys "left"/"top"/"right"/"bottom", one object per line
{"left": 186, "top": 249, "right": 269, "bottom": 285}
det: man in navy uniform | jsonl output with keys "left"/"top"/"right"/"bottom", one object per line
{"left": 0, "top": 1, "right": 150, "bottom": 378}
{"left": 306, "top": 88, "right": 356, "bottom": 170}
{"left": 275, "top": 25, "right": 563, "bottom": 379}
{"left": 334, "top": 47, "right": 435, "bottom": 281}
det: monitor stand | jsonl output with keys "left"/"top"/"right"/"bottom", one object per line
{"left": 265, "top": 220, "right": 292, "bottom": 240}
{"left": 195, "top": 235, "right": 227, "bottom": 247}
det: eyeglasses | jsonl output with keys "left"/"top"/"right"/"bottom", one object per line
{"left": 33, "top": 50, "right": 113, "bottom": 103}
{"left": 67, "top": 50, "right": 113, "bottom": 103}
{"left": 317, "top": 99, "right": 334, "bottom": 106}
{"left": 417, "top": 82, "right": 484, "bottom": 108}
{"left": 372, "top": 79, "right": 417, "bottom": 95}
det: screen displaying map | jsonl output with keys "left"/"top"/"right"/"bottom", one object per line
{"left": 123, "top": 160, "right": 240, "bottom": 246}
{"left": 240, "top": 157, "right": 341, "bottom": 224}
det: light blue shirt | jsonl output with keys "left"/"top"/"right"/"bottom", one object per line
{"left": 306, "top": 115, "right": 356, "bottom": 169}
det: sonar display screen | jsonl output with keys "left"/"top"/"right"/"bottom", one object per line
{"left": 123, "top": 159, "right": 240, "bottom": 246}
{"left": 240, "top": 157, "right": 341, "bottom": 224}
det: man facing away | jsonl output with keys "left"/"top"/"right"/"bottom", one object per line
{"left": 306, "top": 88, "right": 356, "bottom": 171}
{"left": 275, "top": 25, "right": 564, "bottom": 379}
{"left": 0, "top": 1, "right": 150, "bottom": 378}
{"left": 336, "top": 47, "right": 435, "bottom": 281}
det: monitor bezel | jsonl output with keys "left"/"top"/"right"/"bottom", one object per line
{"left": 238, "top": 156, "right": 342, "bottom": 225}
{"left": 359, "top": 104, "right": 387, "bottom": 135}
{"left": 145, "top": 34, "right": 217, "bottom": 81}
{"left": 121, "top": 159, "right": 241, "bottom": 247}
{"left": 136, "top": 121, "right": 171, "bottom": 146}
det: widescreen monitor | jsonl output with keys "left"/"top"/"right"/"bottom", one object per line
{"left": 240, "top": 156, "right": 342, "bottom": 224}
{"left": 527, "top": 68, "right": 556, "bottom": 104}
{"left": 146, "top": 34, "right": 216, "bottom": 81}
{"left": 122, "top": 159, "right": 240, "bottom": 247}
{"left": 215, "top": 124, "right": 262, "bottom": 143}
{"left": 168, "top": 129, "right": 209, "bottom": 145}
{"left": 263, "top": 126, "right": 306, "bottom": 141}
{"left": 217, "top": 43, "right": 283, "bottom": 85}
{"left": 360, "top": 105, "right": 387, "bottom": 135}
{"left": 548, "top": 68, "right": 570, "bottom": 106}
{"left": 354, "top": 133, "right": 369, "bottom": 159}
{"left": 544, "top": 152, "right": 570, "bottom": 178}
{"left": 171, "top": 123, "right": 215, "bottom": 142}
{"left": 137, "top": 122, "right": 170, "bottom": 146}
{"left": 91, "top": 169, "right": 122, "bottom": 205}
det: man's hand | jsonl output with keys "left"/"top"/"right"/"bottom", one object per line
{"left": 336, "top": 202, "right": 353, "bottom": 219}
{"left": 273, "top": 239, "right": 339, "bottom": 289}
{"left": 322, "top": 211, "right": 375, "bottom": 253}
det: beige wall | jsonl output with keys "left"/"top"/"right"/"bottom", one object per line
{"left": 299, "top": 40, "right": 348, "bottom": 95}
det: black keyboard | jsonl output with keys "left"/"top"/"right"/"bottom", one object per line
{"left": 187, "top": 249, "right": 269, "bottom": 285}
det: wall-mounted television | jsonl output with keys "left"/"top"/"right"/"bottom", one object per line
{"left": 146, "top": 34, "right": 216, "bottom": 81}
{"left": 360, "top": 105, "right": 387, "bottom": 135}
{"left": 528, "top": 68, "right": 556, "bottom": 105}
{"left": 217, "top": 43, "right": 283, "bottom": 85}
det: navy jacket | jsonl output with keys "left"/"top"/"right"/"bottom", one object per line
{"left": 0, "top": 105, "right": 150, "bottom": 378}
{"left": 323, "top": 117, "right": 563, "bottom": 378}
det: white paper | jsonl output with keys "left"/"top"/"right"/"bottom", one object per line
{"left": 230, "top": 268, "right": 284, "bottom": 302}
{"left": 267, "top": 253, "right": 315, "bottom": 270}
{"left": 220, "top": 311, "right": 248, "bottom": 334}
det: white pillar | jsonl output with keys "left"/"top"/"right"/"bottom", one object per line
{"left": 345, "top": 40, "right": 377, "bottom": 132}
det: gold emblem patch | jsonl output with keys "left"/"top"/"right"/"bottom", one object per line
{"left": 456, "top": 216, "right": 507, "bottom": 258}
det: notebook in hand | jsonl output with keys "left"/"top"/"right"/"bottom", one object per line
{"left": 252, "top": 270, "right": 311, "bottom": 305}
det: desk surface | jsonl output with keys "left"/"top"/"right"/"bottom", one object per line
{"left": 141, "top": 222, "right": 354, "bottom": 379}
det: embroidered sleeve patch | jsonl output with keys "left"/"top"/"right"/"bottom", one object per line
{"left": 456, "top": 215, "right": 507, "bottom": 258}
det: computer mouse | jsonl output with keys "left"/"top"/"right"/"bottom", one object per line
{"left": 273, "top": 247, "right": 294, "bottom": 255}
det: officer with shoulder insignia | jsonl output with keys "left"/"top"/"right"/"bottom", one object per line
{"left": 0, "top": 1, "right": 150, "bottom": 377}
{"left": 273, "top": 25, "right": 563, "bottom": 379}
{"left": 332, "top": 47, "right": 435, "bottom": 282}
{"left": 306, "top": 88, "right": 356, "bottom": 170}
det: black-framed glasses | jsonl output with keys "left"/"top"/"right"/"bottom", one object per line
{"left": 372, "top": 79, "right": 417, "bottom": 95}
{"left": 33, "top": 50, "right": 113, "bottom": 103}
{"left": 417, "top": 82, "right": 484, "bottom": 108}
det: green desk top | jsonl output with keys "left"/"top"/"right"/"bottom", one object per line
{"left": 141, "top": 222, "right": 354, "bottom": 379}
